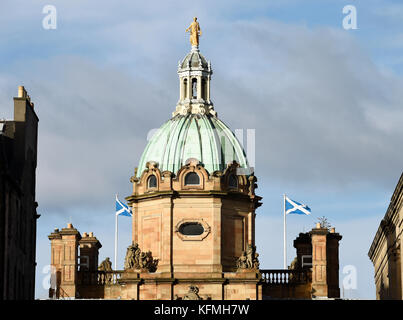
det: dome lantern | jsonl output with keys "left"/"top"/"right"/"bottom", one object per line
{"left": 173, "top": 19, "right": 215, "bottom": 117}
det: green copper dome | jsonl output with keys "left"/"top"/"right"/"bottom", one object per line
{"left": 136, "top": 114, "right": 249, "bottom": 177}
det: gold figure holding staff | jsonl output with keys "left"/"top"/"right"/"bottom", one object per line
{"left": 186, "top": 17, "right": 202, "bottom": 46}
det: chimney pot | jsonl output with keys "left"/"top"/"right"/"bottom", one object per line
{"left": 18, "top": 86, "right": 26, "bottom": 98}
{"left": 316, "top": 222, "right": 321, "bottom": 229}
{"left": 67, "top": 223, "right": 73, "bottom": 229}
{"left": 89, "top": 232, "right": 94, "bottom": 237}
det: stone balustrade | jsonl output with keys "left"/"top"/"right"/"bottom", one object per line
{"left": 78, "top": 270, "right": 124, "bottom": 286}
{"left": 260, "top": 269, "right": 310, "bottom": 285}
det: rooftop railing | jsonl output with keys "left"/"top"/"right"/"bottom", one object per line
{"left": 260, "top": 269, "right": 310, "bottom": 284}
{"left": 78, "top": 270, "right": 124, "bottom": 286}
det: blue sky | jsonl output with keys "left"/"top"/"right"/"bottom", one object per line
{"left": 1, "top": 0, "right": 402, "bottom": 299}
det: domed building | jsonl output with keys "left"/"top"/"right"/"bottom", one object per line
{"left": 121, "top": 33, "right": 263, "bottom": 300}
{"left": 48, "top": 19, "right": 343, "bottom": 301}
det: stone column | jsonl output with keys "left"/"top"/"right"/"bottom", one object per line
{"left": 48, "top": 223, "right": 81, "bottom": 298}
{"left": 160, "top": 198, "right": 173, "bottom": 274}
{"left": 207, "top": 76, "right": 211, "bottom": 102}
{"left": 132, "top": 202, "right": 139, "bottom": 245}
{"left": 187, "top": 76, "right": 192, "bottom": 100}
{"left": 327, "top": 227, "right": 342, "bottom": 298}
{"left": 310, "top": 224, "right": 342, "bottom": 298}
{"left": 197, "top": 76, "right": 202, "bottom": 100}
{"left": 212, "top": 199, "right": 223, "bottom": 273}
{"left": 310, "top": 223, "right": 328, "bottom": 298}
{"left": 179, "top": 77, "right": 184, "bottom": 100}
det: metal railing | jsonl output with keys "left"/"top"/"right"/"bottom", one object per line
{"left": 78, "top": 270, "right": 124, "bottom": 285}
{"left": 260, "top": 269, "right": 310, "bottom": 284}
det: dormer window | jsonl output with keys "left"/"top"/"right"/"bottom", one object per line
{"left": 148, "top": 175, "right": 157, "bottom": 188}
{"left": 184, "top": 172, "right": 200, "bottom": 185}
{"left": 228, "top": 174, "right": 238, "bottom": 189}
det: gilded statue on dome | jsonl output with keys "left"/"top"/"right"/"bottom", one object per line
{"left": 186, "top": 17, "right": 202, "bottom": 46}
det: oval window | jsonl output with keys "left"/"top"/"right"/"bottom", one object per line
{"left": 184, "top": 172, "right": 200, "bottom": 185}
{"left": 178, "top": 222, "right": 204, "bottom": 236}
{"left": 148, "top": 175, "right": 157, "bottom": 188}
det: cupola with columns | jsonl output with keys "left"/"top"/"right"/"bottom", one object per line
{"left": 173, "top": 45, "right": 215, "bottom": 117}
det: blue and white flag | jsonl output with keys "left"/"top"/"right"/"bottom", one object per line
{"left": 285, "top": 196, "right": 311, "bottom": 215}
{"left": 115, "top": 195, "right": 132, "bottom": 217}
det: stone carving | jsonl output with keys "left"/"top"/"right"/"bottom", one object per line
{"left": 248, "top": 175, "right": 257, "bottom": 196}
{"left": 236, "top": 244, "right": 260, "bottom": 270}
{"left": 288, "top": 257, "right": 298, "bottom": 270}
{"left": 124, "top": 242, "right": 158, "bottom": 272}
{"left": 98, "top": 257, "right": 113, "bottom": 283}
{"left": 183, "top": 286, "right": 202, "bottom": 300}
{"left": 98, "top": 257, "right": 112, "bottom": 272}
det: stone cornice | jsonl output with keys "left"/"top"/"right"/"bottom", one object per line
{"left": 126, "top": 190, "right": 255, "bottom": 204}
{"left": 368, "top": 172, "right": 403, "bottom": 260}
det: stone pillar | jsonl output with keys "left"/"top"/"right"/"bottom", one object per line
{"left": 48, "top": 223, "right": 81, "bottom": 298}
{"left": 79, "top": 232, "right": 102, "bottom": 271}
{"left": 327, "top": 227, "right": 342, "bottom": 298}
{"left": 197, "top": 76, "right": 202, "bottom": 100}
{"left": 212, "top": 199, "right": 223, "bottom": 273}
{"left": 207, "top": 76, "right": 211, "bottom": 102}
{"left": 310, "top": 223, "right": 328, "bottom": 298}
{"left": 310, "top": 224, "right": 342, "bottom": 298}
{"left": 187, "top": 76, "right": 192, "bottom": 100}
{"left": 293, "top": 232, "right": 312, "bottom": 269}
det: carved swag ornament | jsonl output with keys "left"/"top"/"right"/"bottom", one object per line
{"left": 236, "top": 244, "right": 260, "bottom": 270}
{"left": 124, "top": 242, "right": 158, "bottom": 272}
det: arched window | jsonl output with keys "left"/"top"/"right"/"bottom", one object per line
{"left": 148, "top": 175, "right": 157, "bottom": 188}
{"left": 228, "top": 174, "right": 238, "bottom": 188}
{"left": 192, "top": 78, "right": 197, "bottom": 99}
{"left": 183, "top": 78, "right": 188, "bottom": 99}
{"left": 184, "top": 172, "right": 200, "bottom": 185}
{"left": 201, "top": 79, "right": 206, "bottom": 100}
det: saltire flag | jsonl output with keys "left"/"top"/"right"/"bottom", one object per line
{"left": 115, "top": 195, "right": 132, "bottom": 217}
{"left": 285, "top": 196, "right": 311, "bottom": 215}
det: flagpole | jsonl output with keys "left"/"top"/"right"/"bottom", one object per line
{"left": 283, "top": 193, "right": 287, "bottom": 269}
{"left": 114, "top": 195, "right": 118, "bottom": 271}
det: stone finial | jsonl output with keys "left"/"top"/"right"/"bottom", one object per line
{"left": 146, "top": 161, "right": 159, "bottom": 170}
{"left": 185, "top": 158, "right": 200, "bottom": 166}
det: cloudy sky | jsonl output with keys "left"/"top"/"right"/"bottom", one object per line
{"left": 1, "top": 0, "right": 402, "bottom": 299}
